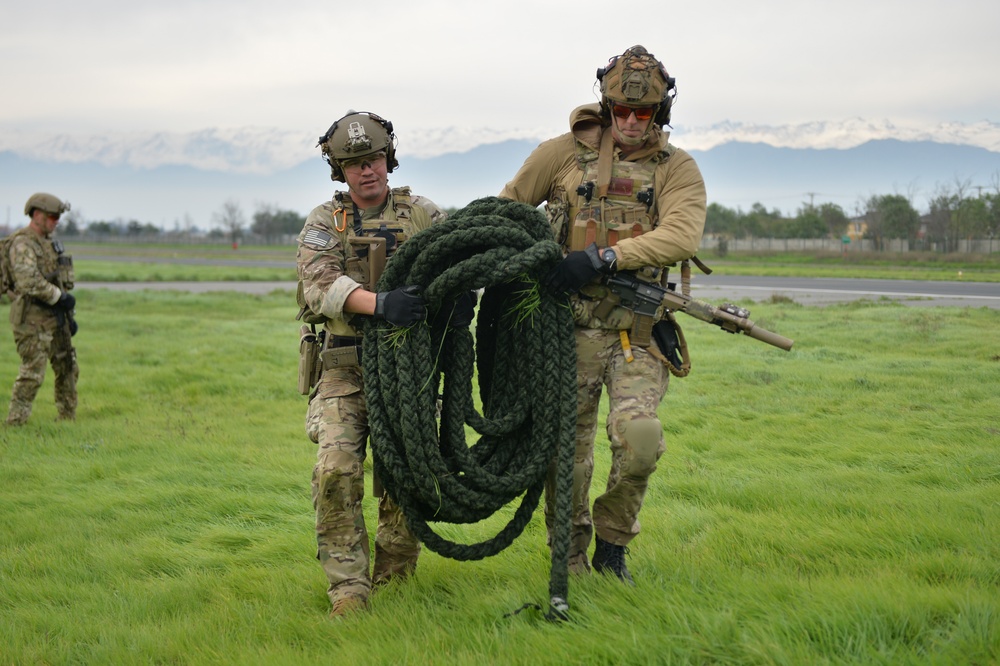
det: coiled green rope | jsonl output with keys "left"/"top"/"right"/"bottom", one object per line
{"left": 362, "top": 196, "right": 577, "bottom": 617}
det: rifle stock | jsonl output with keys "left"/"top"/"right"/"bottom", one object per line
{"left": 604, "top": 272, "right": 794, "bottom": 351}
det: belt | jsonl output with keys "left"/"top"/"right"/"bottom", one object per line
{"left": 330, "top": 335, "right": 363, "bottom": 348}
{"left": 321, "top": 335, "right": 363, "bottom": 369}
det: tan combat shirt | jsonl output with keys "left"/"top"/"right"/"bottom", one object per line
{"left": 499, "top": 103, "right": 706, "bottom": 269}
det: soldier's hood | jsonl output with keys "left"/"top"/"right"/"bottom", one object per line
{"left": 569, "top": 103, "right": 670, "bottom": 160}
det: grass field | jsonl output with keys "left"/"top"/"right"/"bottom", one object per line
{"left": 1, "top": 288, "right": 998, "bottom": 664}
{"left": 62, "top": 241, "right": 1000, "bottom": 283}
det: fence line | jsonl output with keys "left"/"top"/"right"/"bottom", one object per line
{"left": 701, "top": 237, "right": 1000, "bottom": 254}
{"left": 2, "top": 230, "right": 996, "bottom": 254}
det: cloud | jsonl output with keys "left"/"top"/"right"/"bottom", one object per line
{"left": 3, "top": 0, "right": 998, "bottom": 140}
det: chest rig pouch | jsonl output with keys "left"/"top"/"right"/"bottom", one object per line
{"left": 568, "top": 131, "right": 667, "bottom": 335}
{"left": 339, "top": 189, "right": 414, "bottom": 292}
{"left": 568, "top": 132, "right": 660, "bottom": 253}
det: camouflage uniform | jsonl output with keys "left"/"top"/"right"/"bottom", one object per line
{"left": 500, "top": 93, "right": 706, "bottom": 572}
{"left": 298, "top": 188, "right": 446, "bottom": 605}
{"left": 5, "top": 227, "right": 78, "bottom": 425}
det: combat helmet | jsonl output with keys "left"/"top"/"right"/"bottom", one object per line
{"left": 318, "top": 111, "right": 398, "bottom": 183}
{"left": 24, "top": 192, "right": 70, "bottom": 217}
{"left": 597, "top": 45, "right": 676, "bottom": 127}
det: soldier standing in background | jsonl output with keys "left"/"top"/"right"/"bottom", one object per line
{"left": 3, "top": 192, "right": 78, "bottom": 426}
{"left": 500, "top": 46, "right": 707, "bottom": 583}
{"left": 295, "top": 111, "right": 452, "bottom": 617}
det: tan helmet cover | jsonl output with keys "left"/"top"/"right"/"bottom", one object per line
{"left": 24, "top": 192, "right": 70, "bottom": 216}
{"left": 598, "top": 45, "right": 675, "bottom": 125}
{"left": 318, "top": 111, "right": 398, "bottom": 182}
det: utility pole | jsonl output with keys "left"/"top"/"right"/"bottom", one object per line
{"left": 805, "top": 192, "right": 817, "bottom": 208}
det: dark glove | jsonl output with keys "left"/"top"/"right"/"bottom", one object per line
{"left": 68, "top": 315, "right": 79, "bottom": 337}
{"left": 443, "top": 290, "right": 477, "bottom": 328}
{"left": 55, "top": 292, "right": 76, "bottom": 312}
{"left": 374, "top": 285, "right": 426, "bottom": 327}
{"left": 542, "top": 243, "right": 605, "bottom": 296}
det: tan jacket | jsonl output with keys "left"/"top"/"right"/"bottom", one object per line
{"left": 499, "top": 103, "right": 706, "bottom": 269}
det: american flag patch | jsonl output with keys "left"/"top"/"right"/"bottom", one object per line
{"left": 302, "top": 228, "right": 333, "bottom": 249}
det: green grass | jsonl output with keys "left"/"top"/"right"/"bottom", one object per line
{"left": 1, "top": 290, "right": 998, "bottom": 664}
{"left": 706, "top": 250, "right": 1000, "bottom": 282}
{"left": 65, "top": 241, "right": 296, "bottom": 282}
{"left": 62, "top": 242, "right": 1000, "bottom": 283}
{"left": 73, "top": 260, "right": 295, "bottom": 282}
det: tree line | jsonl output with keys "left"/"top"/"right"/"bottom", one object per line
{"left": 706, "top": 178, "right": 1000, "bottom": 252}
{"left": 55, "top": 200, "right": 305, "bottom": 244}
{"left": 46, "top": 178, "right": 1000, "bottom": 254}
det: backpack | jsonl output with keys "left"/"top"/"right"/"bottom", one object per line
{"left": 0, "top": 232, "right": 17, "bottom": 297}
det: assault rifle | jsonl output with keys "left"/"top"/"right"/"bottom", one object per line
{"left": 603, "top": 271, "right": 793, "bottom": 351}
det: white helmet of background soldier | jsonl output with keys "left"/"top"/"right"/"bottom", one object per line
{"left": 317, "top": 111, "right": 398, "bottom": 183}
{"left": 597, "top": 45, "right": 677, "bottom": 130}
{"left": 24, "top": 192, "right": 70, "bottom": 217}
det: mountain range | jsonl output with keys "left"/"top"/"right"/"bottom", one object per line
{"left": 2, "top": 119, "right": 999, "bottom": 229}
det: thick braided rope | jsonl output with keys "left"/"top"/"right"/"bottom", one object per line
{"left": 362, "top": 196, "right": 577, "bottom": 609}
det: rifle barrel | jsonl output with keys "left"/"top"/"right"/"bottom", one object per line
{"left": 680, "top": 298, "right": 793, "bottom": 351}
{"left": 742, "top": 321, "right": 794, "bottom": 351}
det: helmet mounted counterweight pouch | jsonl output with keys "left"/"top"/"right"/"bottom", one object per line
{"left": 318, "top": 111, "right": 399, "bottom": 182}
{"left": 596, "top": 45, "right": 676, "bottom": 127}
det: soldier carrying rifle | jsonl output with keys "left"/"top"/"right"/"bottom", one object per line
{"left": 3, "top": 192, "right": 78, "bottom": 426}
{"left": 501, "top": 45, "right": 715, "bottom": 584}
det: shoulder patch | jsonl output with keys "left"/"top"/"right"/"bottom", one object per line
{"left": 301, "top": 228, "right": 334, "bottom": 249}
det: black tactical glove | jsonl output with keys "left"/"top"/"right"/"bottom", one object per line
{"left": 543, "top": 243, "right": 605, "bottom": 296}
{"left": 374, "top": 285, "right": 426, "bottom": 327}
{"left": 54, "top": 292, "right": 76, "bottom": 312}
{"left": 436, "top": 290, "right": 478, "bottom": 328}
{"left": 68, "top": 315, "right": 79, "bottom": 337}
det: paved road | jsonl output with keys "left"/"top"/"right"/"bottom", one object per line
{"left": 691, "top": 275, "right": 1000, "bottom": 309}
{"left": 76, "top": 276, "right": 1000, "bottom": 309}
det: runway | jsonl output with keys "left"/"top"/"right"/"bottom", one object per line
{"left": 76, "top": 276, "right": 1000, "bottom": 309}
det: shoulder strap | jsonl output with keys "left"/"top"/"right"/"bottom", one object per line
{"left": 596, "top": 128, "right": 616, "bottom": 200}
{"left": 390, "top": 187, "right": 413, "bottom": 219}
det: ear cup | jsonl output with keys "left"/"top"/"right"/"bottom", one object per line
{"left": 654, "top": 97, "right": 672, "bottom": 126}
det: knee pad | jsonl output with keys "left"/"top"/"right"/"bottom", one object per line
{"left": 315, "top": 450, "right": 364, "bottom": 507}
{"left": 622, "top": 418, "right": 663, "bottom": 476}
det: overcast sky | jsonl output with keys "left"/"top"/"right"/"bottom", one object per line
{"left": 3, "top": 0, "right": 998, "bottom": 154}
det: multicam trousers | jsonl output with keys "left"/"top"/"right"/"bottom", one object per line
{"left": 544, "top": 327, "right": 669, "bottom": 572}
{"left": 306, "top": 365, "right": 420, "bottom": 604}
{"left": 7, "top": 301, "right": 78, "bottom": 425}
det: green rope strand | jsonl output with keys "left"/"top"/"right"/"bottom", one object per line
{"left": 362, "top": 197, "right": 577, "bottom": 616}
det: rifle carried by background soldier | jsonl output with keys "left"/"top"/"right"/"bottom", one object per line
{"left": 45, "top": 240, "right": 78, "bottom": 337}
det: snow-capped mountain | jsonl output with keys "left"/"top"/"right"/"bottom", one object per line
{"left": 2, "top": 118, "right": 999, "bottom": 175}
{"left": 1, "top": 119, "right": 999, "bottom": 228}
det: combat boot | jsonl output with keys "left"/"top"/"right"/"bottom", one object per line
{"left": 6, "top": 399, "right": 31, "bottom": 426}
{"left": 329, "top": 594, "right": 368, "bottom": 618}
{"left": 591, "top": 536, "right": 634, "bottom": 585}
{"left": 372, "top": 543, "right": 417, "bottom": 587}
